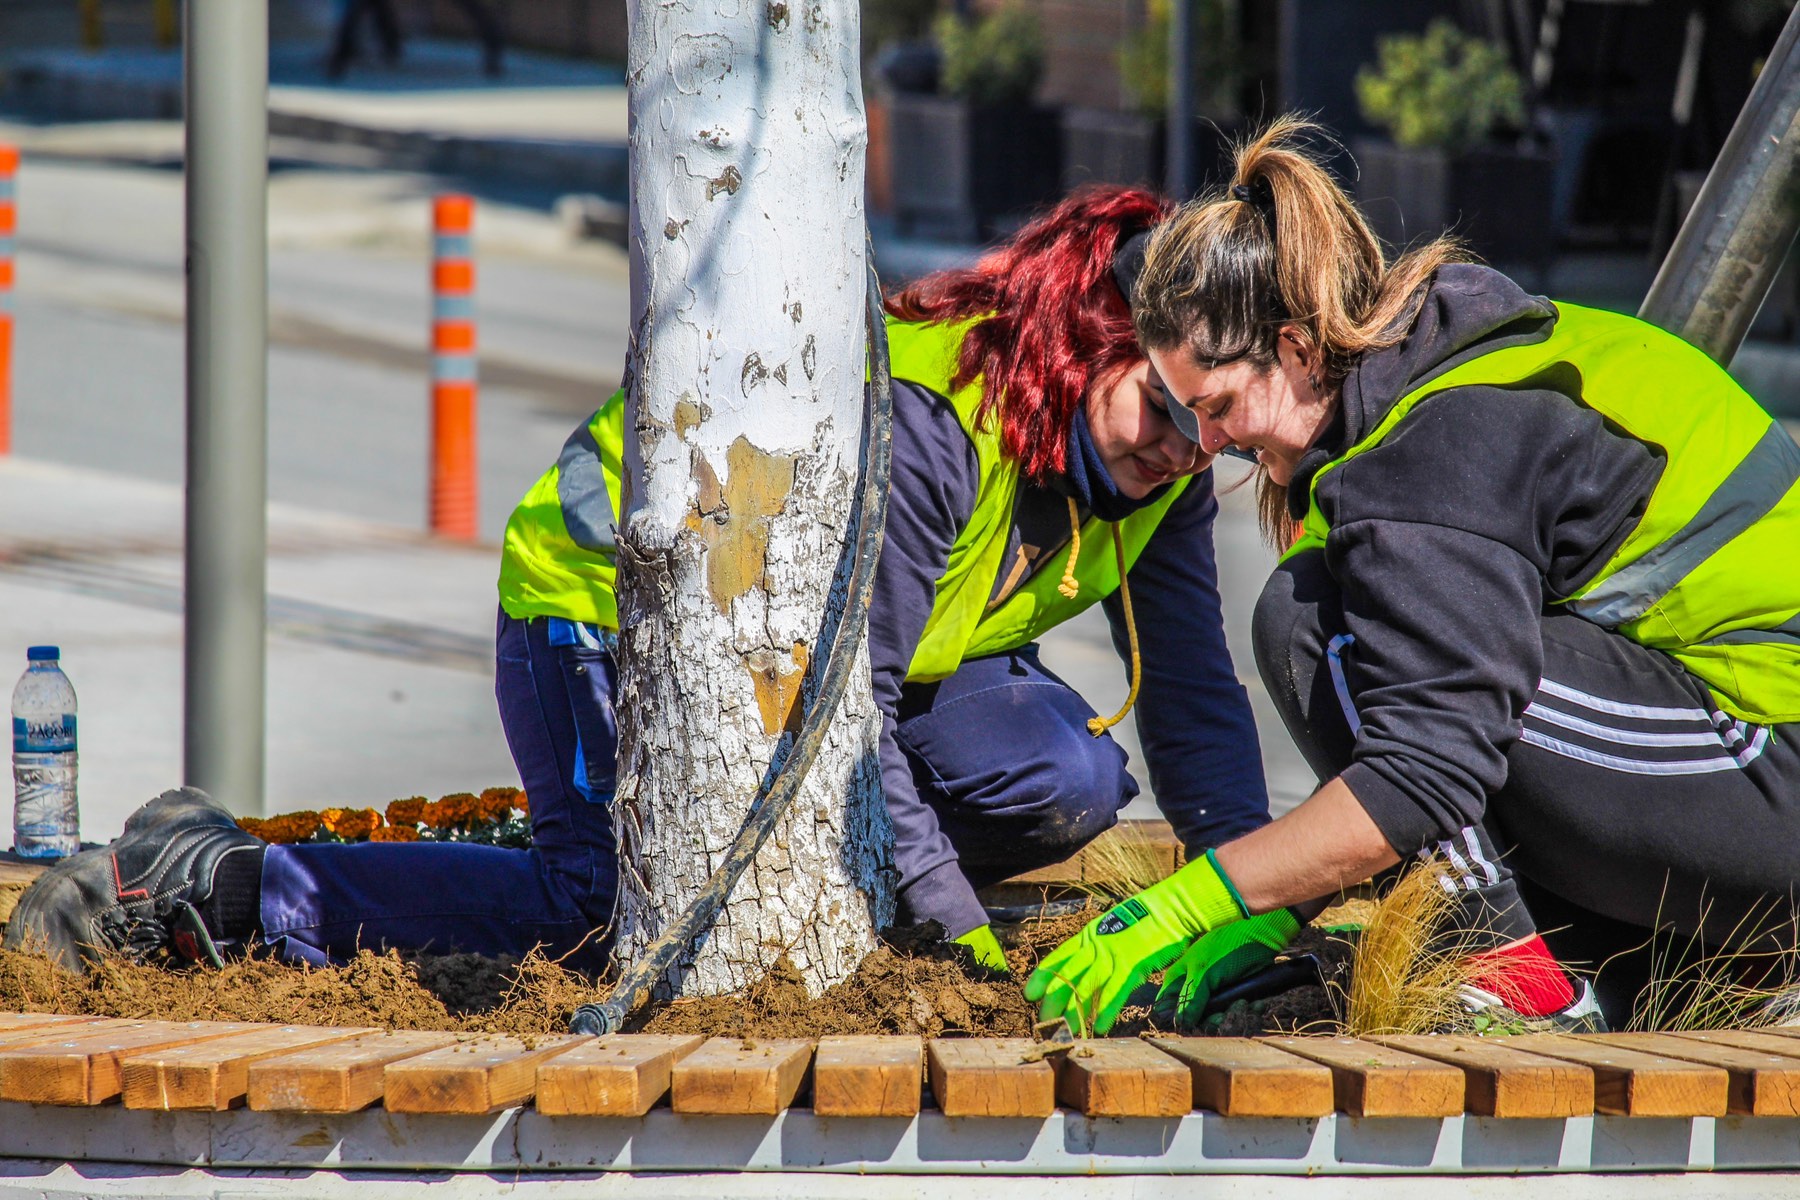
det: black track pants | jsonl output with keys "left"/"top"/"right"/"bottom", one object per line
{"left": 1255, "top": 549, "right": 1800, "bottom": 974}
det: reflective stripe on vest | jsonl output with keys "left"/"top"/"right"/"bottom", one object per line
{"left": 1285, "top": 301, "right": 1800, "bottom": 724}
{"left": 499, "top": 318, "right": 1189, "bottom": 682}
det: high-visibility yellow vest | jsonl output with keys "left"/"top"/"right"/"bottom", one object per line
{"left": 498, "top": 317, "right": 1191, "bottom": 682}
{"left": 1285, "top": 301, "right": 1800, "bottom": 724}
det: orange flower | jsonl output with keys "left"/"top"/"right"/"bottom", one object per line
{"left": 429, "top": 792, "right": 479, "bottom": 827}
{"left": 386, "top": 797, "right": 427, "bottom": 828}
{"left": 254, "top": 811, "right": 322, "bottom": 845}
{"left": 236, "top": 816, "right": 269, "bottom": 839}
{"left": 369, "top": 824, "right": 420, "bottom": 843}
{"left": 321, "top": 808, "right": 380, "bottom": 842}
{"left": 516, "top": 791, "right": 530, "bottom": 815}
{"left": 478, "top": 786, "right": 523, "bottom": 821}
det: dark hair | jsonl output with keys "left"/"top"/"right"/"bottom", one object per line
{"left": 885, "top": 185, "right": 1172, "bottom": 482}
{"left": 1133, "top": 116, "right": 1469, "bottom": 541}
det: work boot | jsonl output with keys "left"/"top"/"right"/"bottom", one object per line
{"left": 1460, "top": 977, "right": 1609, "bottom": 1034}
{"left": 1, "top": 787, "right": 262, "bottom": 973}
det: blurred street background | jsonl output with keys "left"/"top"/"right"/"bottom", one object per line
{"left": 1, "top": 0, "right": 1796, "bottom": 839}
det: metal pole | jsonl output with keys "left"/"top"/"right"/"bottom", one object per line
{"left": 1165, "top": 0, "right": 1194, "bottom": 198}
{"left": 184, "top": 0, "right": 269, "bottom": 814}
{"left": 1640, "top": 3, "right": 1800, "bottom": 364}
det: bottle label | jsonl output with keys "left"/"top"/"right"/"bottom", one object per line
{"left": 13, "top": 715, "right": 76, "bottom": 754}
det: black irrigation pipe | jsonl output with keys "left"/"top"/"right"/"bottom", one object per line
{"left": 570, "top": 248, "right": 894, "bottom": 1037}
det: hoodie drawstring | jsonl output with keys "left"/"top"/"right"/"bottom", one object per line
{"left": 1058, "top": 498, "right": 1141, "bottom": 737}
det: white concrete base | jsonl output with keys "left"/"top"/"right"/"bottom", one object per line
{"left": 5, "top": 1105, "right": 1800, "bottom": 1177}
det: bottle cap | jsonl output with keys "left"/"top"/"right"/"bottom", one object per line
{"left": 26, "top": 646, "right": 60, "bottom": 661}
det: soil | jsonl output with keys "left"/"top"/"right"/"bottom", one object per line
{"left": 0, "top": 901, "right": 1099, "bottom": 1038}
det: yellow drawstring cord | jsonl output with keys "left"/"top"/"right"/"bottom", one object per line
{"left": 1058, "top": 497, "right": 1141, "bottom": 736}
{"left": 1087, "top": 529, "right": 1141, "bottom": 736}
{"left": 1058, "top": 497, "right": 1082, "bottom": 599}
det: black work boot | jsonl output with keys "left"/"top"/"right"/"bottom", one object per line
{"left": 2, "top": 787, "right": 263, "bottom": 972}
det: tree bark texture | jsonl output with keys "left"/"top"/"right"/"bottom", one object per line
{"left": 614, "top": 0, "right": 893, "bottom": 998}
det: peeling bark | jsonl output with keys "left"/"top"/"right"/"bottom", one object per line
{"left": 615, "top": 0, "right": 893, "bottom": 998}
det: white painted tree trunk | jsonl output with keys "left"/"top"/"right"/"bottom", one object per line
{"left": 613, "top": 0, "right": 894, "bottom": 998}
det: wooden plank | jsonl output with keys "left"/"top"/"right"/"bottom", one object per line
{"left": 1670, "top": 1028, "right": 1800, "bottom": 1060}
{"left": 925, "top": 1038, "right": 1056, "bottom": 1118}
{"left": 0, "top": 1013, "right": 93, "bottom": 1033}
{"left": 670, "top": 1037, "right": 814, "bottom": 1116}
{"left": 534, "top": 1033, "right": 706, "bottom": 1117}
{"left": 1054, "top": 1039, "right": 1190, "bottom": 1118}
{"left": 1146, "top": 1036, "right": 1335, "bottom": 1117}
{"left": 384, "top": 1034, "right": 590, "bottom": 1114}
{"left": 1266, "top": 1036, "right": 1464, "bottom": 1117}
{"left": 246, "top": 1030, "right": 460, "bottom": 1113}
{"left": 0, "top": 1015, "right": 112, "bottom": 1048}
{"left": 120, "top": 1025, "right": 377, "bottom": 1111}
{"left": 1508, "top": 1033, "right": 1729, "bottom": 1117}
{"left": 812, "top": 1035, "right": 922, "bottom": 1118}
{"left": 1593, "top": 1032, "right": 1800, "bottom": 1116}
{"left": 1373, "top": 1035, "right": 1594, "bottom": 1118}
{"left": 0, "top": 1020, "right": 266, "bottom": 1106}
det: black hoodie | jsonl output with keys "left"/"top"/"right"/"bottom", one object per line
{"left": 1279, "top": 264, "right": 1666, "bottom": 853}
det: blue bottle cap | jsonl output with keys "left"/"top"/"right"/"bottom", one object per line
{"left": 26, "top": 646, "right": 60, "bottom": 661}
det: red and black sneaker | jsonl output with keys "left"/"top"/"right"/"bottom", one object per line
{"left": 2, "top": 787, "right": 261, "bottom": 972}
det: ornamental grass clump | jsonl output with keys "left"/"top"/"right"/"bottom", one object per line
{"left": 1339, "top": 858, "right": 1488, "bottom": 1037}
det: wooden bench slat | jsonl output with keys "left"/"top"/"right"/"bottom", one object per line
{"left": 384, "top": 1034, "right": 590, "bottom": 1114}
{"left": 246, "top": 1030, "right": 460, "bottom": 1113}
{"left": 926, "top": 1038, "right": 1056, "bottom": 1118}
{"left": 120, "top": 1025, "right": 378, "bottom": 1111}
{"left": 1507, "top": 1033, "right": 1729, "bottom": 1117}
{"left": 1592, "top": 1032, "right": 1800, "bottom": 1116}
{"left": 0, "top": 1013, "right": 94, "bottom": 1033}
{"left": 1265, "top": 1036, "right": 1464, "bottom": 1117}
{"left": 812, "top": 1035, "right": 922, "bottom": 1118}
{"left": 1373, "top": 1035, "right": 1595, "bottom": 1118}
{"left": 1669, "top": 1028, "right": 1800, "bottom": 1060}
{"left": 0, "top": 1020, "right": 267, "bottom": 1106}
{"left": 670, "top": 1037, "right": 813, "bottom": 1116}
{"left": 1145, "top": 1036, "right": 1334, "bottom": 1117}
{"left": 0, "top": 1016, "right": 116, "bottom": 1048}
{"left": 534, "top": 1033, "right": 706, "bottom": 1117}
{"left": 1054, "top": 1039, "right": 1191, "bottom": 1118}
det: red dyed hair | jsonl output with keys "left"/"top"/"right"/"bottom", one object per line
{"left": 885, "top": 185, "right": 1173, "bottom": 481}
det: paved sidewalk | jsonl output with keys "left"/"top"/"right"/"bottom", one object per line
{"left": 0, "top": 456, "right": 516, "bottom": 841}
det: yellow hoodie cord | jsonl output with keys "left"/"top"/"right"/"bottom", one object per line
{"left": 1087, "top": 530, "right": 1141, "bottom": 736}
{"left": 1057, "top": 497, "right": 1082, "bottom": 599}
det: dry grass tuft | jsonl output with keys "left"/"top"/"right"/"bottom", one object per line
{"left": 1339, "top": 859, "right": 1487, "bottom": 1037}
{"left": 1628, "top": 901, "right": 1800, "bottom": 1033}
{"left": 1074, "top": 824, "right": 1171, "bottom": 909}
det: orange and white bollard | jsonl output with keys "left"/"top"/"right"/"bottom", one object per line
{"left": 430, "top": 194, "right": 478, "bottom": 540}
{"left": 0, "top": 144, "right": 15, "bottom": 458}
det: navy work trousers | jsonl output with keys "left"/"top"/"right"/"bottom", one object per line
{"left": 258, "top": 619, "right": 1129, "bottom": 967}
{"left": 258, "top": 610, "right": 618, "bottom": 972}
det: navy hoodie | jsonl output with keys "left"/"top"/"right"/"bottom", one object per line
{"left": 872, "top": 376, "right": 1269, "bottom": 937}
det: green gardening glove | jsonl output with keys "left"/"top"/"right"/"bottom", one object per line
{"left": 1024, "top": 849, "right": 1248, "bottom": 1035}
{"left": 953, "top": 923, "right": 1010, "bottom": 974}
{"left": 1152, "top": 908, "right": 1301, "bottom": 1032}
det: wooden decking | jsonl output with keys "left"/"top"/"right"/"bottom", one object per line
{"left": 3, "top": 1012, "right": 1799, "bottom": 1120}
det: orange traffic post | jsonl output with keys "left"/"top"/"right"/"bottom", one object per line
{"left": 0, "top": 143, "right": 16, "bottom": 457}
{"left": 430, "top": 194, "right": 478, "bottom": 540}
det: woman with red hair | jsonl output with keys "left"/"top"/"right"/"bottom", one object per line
{"left": 7, "top": 187, "right": 1268, "bottom": 979}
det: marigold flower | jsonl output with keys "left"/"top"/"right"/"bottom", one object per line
{"left": 321, "top": 807, "right": 380, "bottom": 841}
{"left": 369, "top": 824, "right": 421, "bottom": 843}
{"left": 386, "top": 797, "right": 427, "bottom": 828}
{"left": 430, "top": 792, "right": 479, "bottom": 827}
{"left": 258, "top": 811, "right": 322, "bottom": 845}
{"left": 478, "top": 786, "right": 524, "bottom": 821}
{"left": 236, "top": 817, "right": 269, "bottom": 839}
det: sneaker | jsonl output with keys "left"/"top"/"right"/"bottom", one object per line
{"left": 1, "top": 787, "right": 261, "bottom": 972}
{"left": 1460, "top": 977, "right": 1609, "bottom": 1034}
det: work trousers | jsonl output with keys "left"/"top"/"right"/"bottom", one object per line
{"left": 258, "top": 610, "right": 618, "bottom": 973}
{"left": 1256, "top": 549, "right": 1800, "bottom": 1020}
{"left": 259, "top": 620, "right": 1126, "bottom": 969}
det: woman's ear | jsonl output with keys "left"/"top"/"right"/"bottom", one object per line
{"left": 1277, "top": 325, "right": 1321, "bottom": 386}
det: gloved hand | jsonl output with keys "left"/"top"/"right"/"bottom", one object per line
{"left": 1024, "top": 849, "right": 1248, "bottom": 1035}
{"left": 953, "top": 923, "right": 1010, "bottom": 974}
{"left": 1152, "top": 907, "right": 1301, "bottom": 1032}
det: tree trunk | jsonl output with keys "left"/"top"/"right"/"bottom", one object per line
{"left": 613, "top": 0, "right": 893, "bottom": 998}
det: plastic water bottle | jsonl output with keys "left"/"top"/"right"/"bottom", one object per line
{"left": 12, "top": 646, "right": 79, "bottom": 859}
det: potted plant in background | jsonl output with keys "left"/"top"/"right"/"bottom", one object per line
{"left": 886, "top": 2, "right": 1058, "bottom": 239}
{"left": 1353, "top": 19, "right": 1556, "bottom": 269}
{"left": 1061, "top": 0, "right": 1247, "bottom": 196}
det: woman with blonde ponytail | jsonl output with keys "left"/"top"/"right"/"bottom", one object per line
{"left": 1029, "top": 116, "right": 1800, "bottom": 1035}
